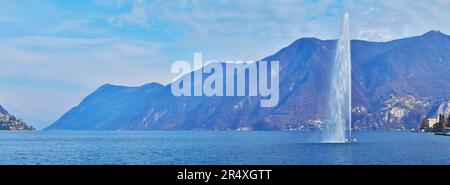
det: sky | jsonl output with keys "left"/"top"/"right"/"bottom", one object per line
{"left": 0, "top": 0, "right": 449, "bottom": 129}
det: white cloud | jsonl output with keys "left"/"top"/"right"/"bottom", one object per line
{"left": 5, "top": 36, "right": 110, "bottom": 48}
{"left": 105, "top": 0, "right": 450, "bottom": 42}
{"left": 0, "top": 36, "right": 173, "bottom": 128}
{"left": 108, "top": 0, "right": 151, "bottom": 28}
{"left": 0, "top": 36, "right": 170, "bottom": 86}
{"left": 347, "top": 0, "right": 450, "bottom": 41}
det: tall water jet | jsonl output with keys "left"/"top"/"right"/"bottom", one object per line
{"left": 323, "top": 13, "right": 353, "bottom": 143}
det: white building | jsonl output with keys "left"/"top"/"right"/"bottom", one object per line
{"left": 427, "top": 118, "right": 438, "bottom": 128}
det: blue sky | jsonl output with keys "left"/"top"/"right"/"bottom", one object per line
{"left": 0, "top": 0, "right": 449, "bottom": 129}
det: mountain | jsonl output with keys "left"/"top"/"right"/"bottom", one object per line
{"left": 46, "top": 31, "right": 450, "bottom": 131}
{"left": 0, "top": 104, "right": 35, "bottom": 130}
{"left": 0, "top": 104, "right": 7, "bottom": 114}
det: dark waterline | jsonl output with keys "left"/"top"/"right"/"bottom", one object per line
{"left": 0, "top": 131, "right": 449, "bottom": 165}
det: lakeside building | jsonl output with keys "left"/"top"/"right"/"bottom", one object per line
{"left": 420, "top": 113, "right": 450, "bottom": 136}
{"left": 427, "top": 118, "right": 439, "bottom": 128}
{"left": 420, "top": 114, "right": 449, "bottom": 133}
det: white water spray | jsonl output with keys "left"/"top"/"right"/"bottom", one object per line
{"left": 324, "top": 13, "right": 353, "bottom": 143}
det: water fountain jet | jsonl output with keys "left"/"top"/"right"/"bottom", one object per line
{"left": 323, "top": 13, "right": 356, "bottom": 143}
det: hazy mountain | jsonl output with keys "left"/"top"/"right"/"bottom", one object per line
{"left": 0, "top": 104, "right": 7, "bottom": 114}
{"left": 46, "top": 31, "right": 450, "bottom": 131}
{"left": 0, "top": 104, "right": 35, "bottom": 130}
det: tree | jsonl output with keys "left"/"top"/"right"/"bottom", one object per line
{"left": 447, "top": 115, "right": 450, "bottom": 127}
{"left": 432, "top": 114, "right": 446, "bottom": 132}
{"left": 438, "top": 114, "right": 446, "bottom": 131}
{"left": 440, "top": 114, "right": 447, "bottom": 129}
{"left": 420, "top": 118, "right": 429, "bottom": 129}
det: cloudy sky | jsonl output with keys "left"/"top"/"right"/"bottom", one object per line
{"left": 0, "top": 0, "right": 449, "bottom": 129}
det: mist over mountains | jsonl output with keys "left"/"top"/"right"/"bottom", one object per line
{"left": 46, "top": 31, "right": 450, "bottom": 131}
{"left": 0, "top": 105, "right": 8, "bottom": 115}
{"left": 0, "top": 104, "right": 34, "bottom": 130}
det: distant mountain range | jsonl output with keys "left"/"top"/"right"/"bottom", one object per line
{"left": 0, "top": 104, "right": 35, "bottom": 130}
{"left": 0, "top": 105, "right": 7, "bottom": 114}
{"left": 46, "top": 31, "right": 450, "bottom": 131}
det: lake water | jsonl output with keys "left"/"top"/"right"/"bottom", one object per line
{"left": 0, "top": 131, "right": 449, "bottom": 165}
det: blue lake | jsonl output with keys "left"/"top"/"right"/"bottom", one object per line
{"left": 0, "top": 131, "right": 449, "bottom": 165}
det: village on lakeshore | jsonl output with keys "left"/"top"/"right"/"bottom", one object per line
{"left": 419, "top": 113, "right": 450, "bottom": 136}
{"left": 0, "top": 105, "right": 35, "bottom": 131}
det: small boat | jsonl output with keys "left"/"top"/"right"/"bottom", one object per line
{"left": 435, "top": 128, "right": 450, "bottom": 136}
{"left": 345, "top": 137, "right": 357, "bottom": 143}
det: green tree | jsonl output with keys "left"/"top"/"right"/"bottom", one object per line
{"left": 447, "top": 115, "right": 450, "bottom": 127}
{"left": 420, "top": 118, "right": 429, "bottom": 129}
